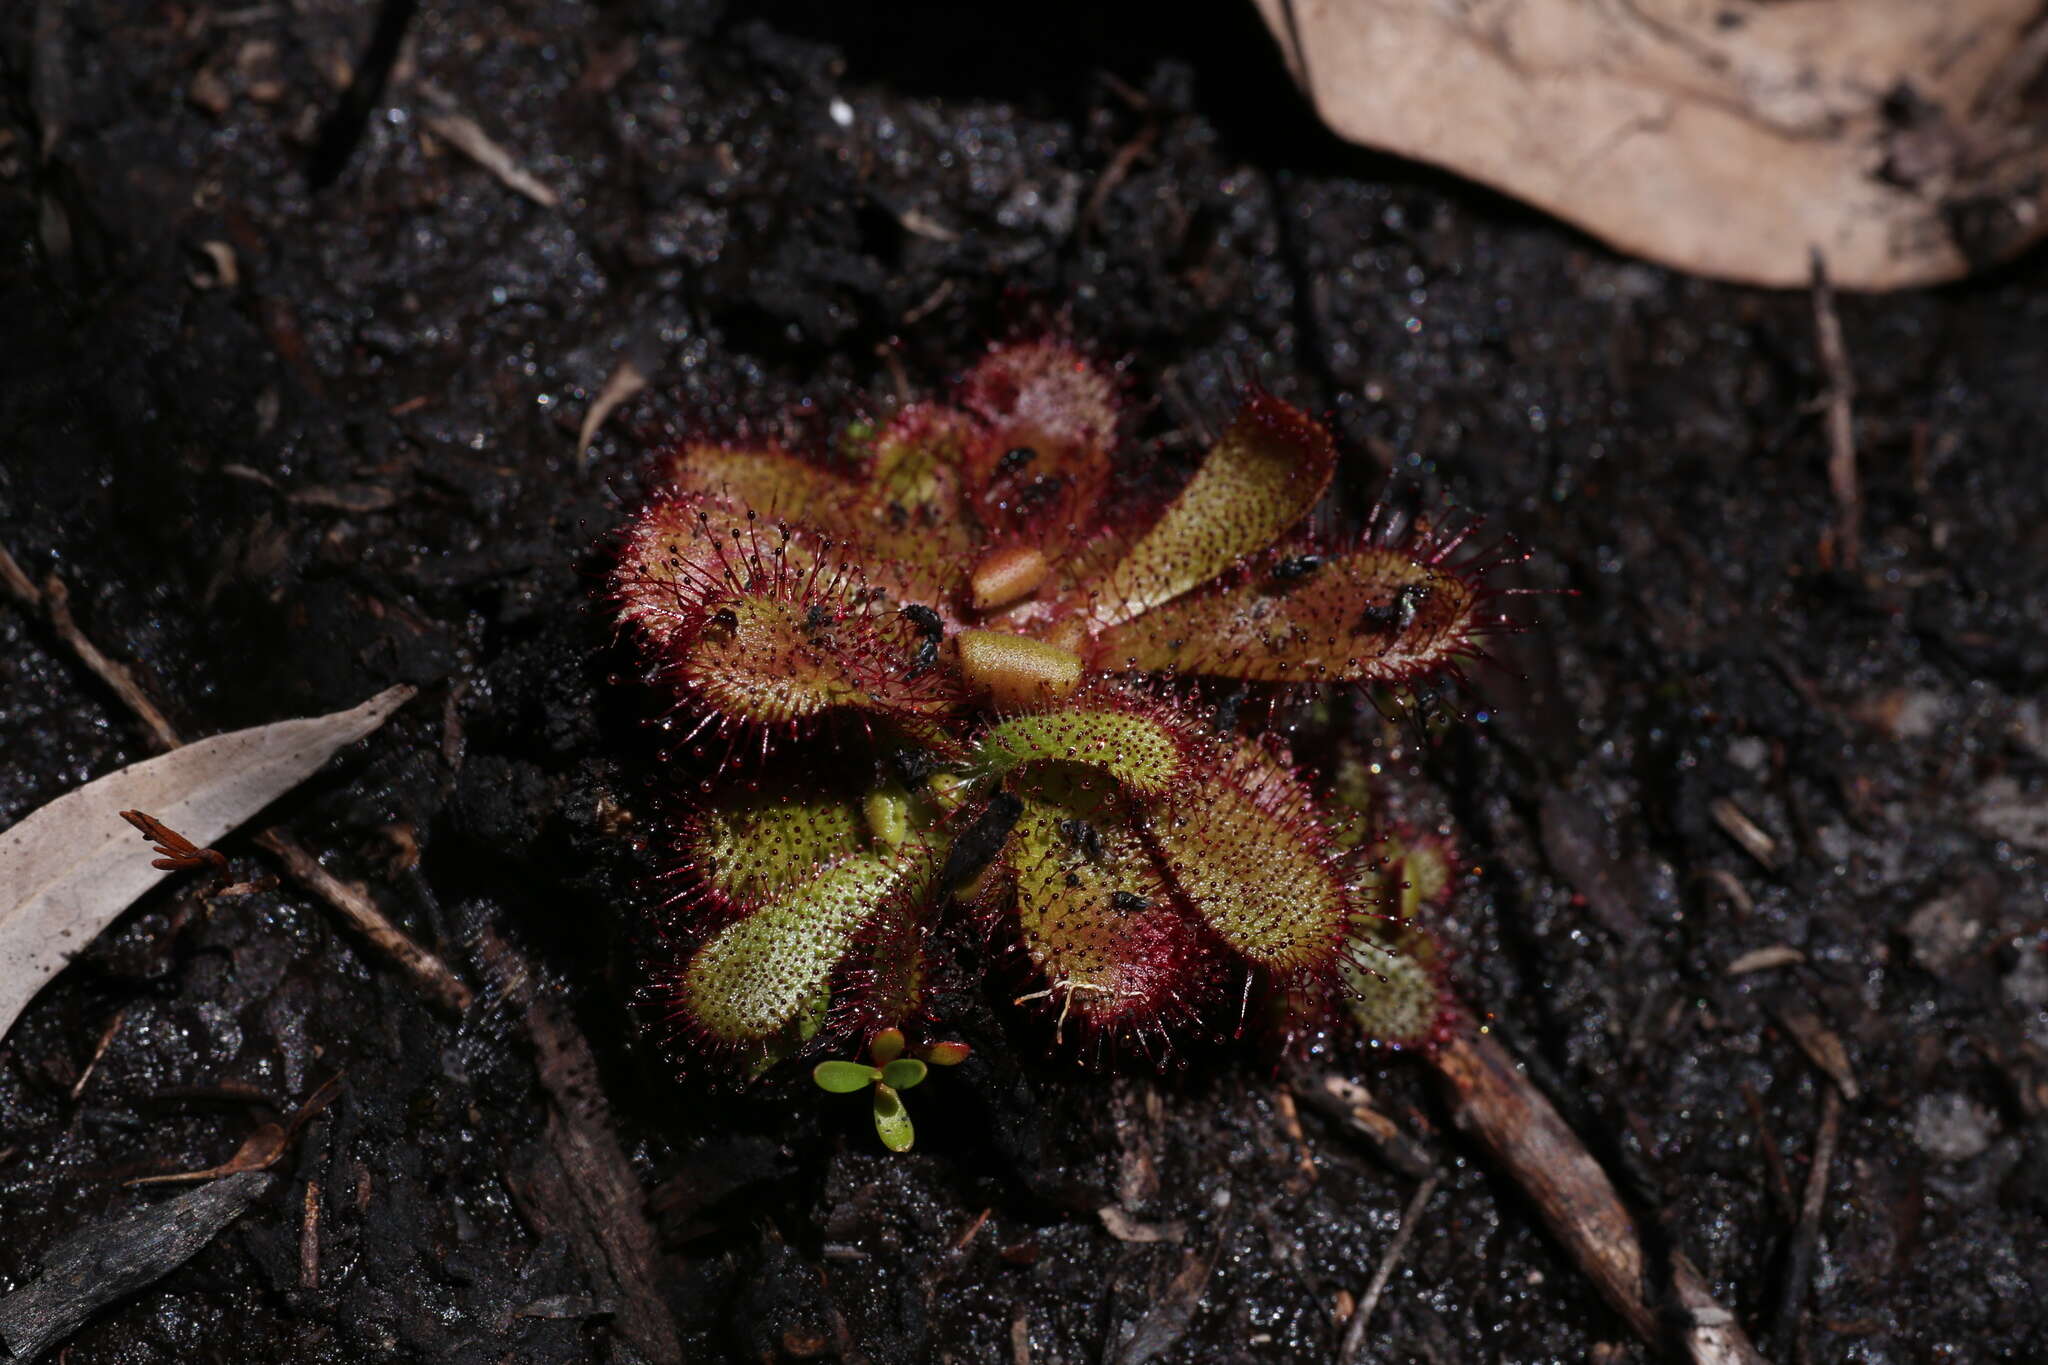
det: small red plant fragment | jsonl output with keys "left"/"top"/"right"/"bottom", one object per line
{"left": 119, "top": 809, "right": 230, "bottom": 877}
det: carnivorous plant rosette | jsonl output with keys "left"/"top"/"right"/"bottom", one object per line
{"left": 610, "top": 341, "right": 1520, "bottom": 1073}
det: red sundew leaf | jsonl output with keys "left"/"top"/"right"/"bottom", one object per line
{"left": 680, "top": 785, "right": 868, "bottom": 904}
{"left": 658, "top": 443, "right": 868, "bottom": 541}
{"left": 975, "top": 684, "right": 1193, "bottom": 799}
{"left": 1341, "top": 915, "right": 1452, "bottom": 1047}
{"left": 1088, "top": 540, "right": 1492, "bottom": 685}
{"left": 833, "top": 896, "right": 936, "bottom": 1038}
{"left": 956, "top": 340, "right": 1119, "bottom": 547}
{"left": 999, "top": 775, "right": 1214, "bottom": 1039}
{"left": 667, "top": 838, "right": 942, "bottom": 1053}
{"left": 643, "top": 444, "right": 965, "bottom": 616}
{"left": 1092, "top": 392, "right": 1335, "bottom": 628}
{"left": 612, "top": 491, "right": 832, "bottom": 649}
{"left": 613, "top": 490, "right": 964, "bottom": 742}
{"left": 1140, "top": 738, "right": 1352, "bottom": 977}
{"left": 852, "top": 404, "right": 979, "bottom": 575}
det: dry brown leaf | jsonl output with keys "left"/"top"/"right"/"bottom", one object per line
{"left": 577, "top": 356, "right": 649, "bottom": 469}
{"left": 128, "top": 1124, "right": 290, "bottom": 1187}
{"left": 0, "top": 686, "right": 414, "bottom": 1042}
{"left": 1252, "top": 0, "right": 2048, "bottom": 288}
{"left": 127, "top": 1075, "right": 343, "bottom": 1186}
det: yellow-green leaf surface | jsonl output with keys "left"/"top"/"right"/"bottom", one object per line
{"left": 872, "top": 1083, "right": 915, "bottom": 1151}
{"left": 813, "top": 1060, "right": 879, "bottom": 1092}
{"left": 1091, "top": 546, "right": 1478, "bottom": 683}
{"left": 1005, "top": 778, "right": 1181, "bottom": 1016}
{"left": 662, "top": 444, "right": 865, "bottom": 537}
{"left": 978, "top": 705, "right": 1183, "bottom": 797}
{"left": 678, "top": 848, "right": 927, "bottom": 1047}
{"left": 1341, "top": 917, "right": 1445, "bottom": 1045}
{"left": 879, "top": 1057, "right": 928, "bottom": 1090}
{"left": 1144, "top": 755, "right": 1348, "bottom": 973}
{"left": 1095, "top": 392, "right": 1335, "bottom": 627}
{"left": 685, "top": 788, "right": 866, "bottom": 902}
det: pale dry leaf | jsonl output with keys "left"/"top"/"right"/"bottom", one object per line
{"left": 577, "top": 356, "right": 649, "bottom": 469}
{"left": 0, "top": 686, "right": 414, "bottom": 1042}
{"left": 1252, "top": 0, "right": 2048, "bottom": 288}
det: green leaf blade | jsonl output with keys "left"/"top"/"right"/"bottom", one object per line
{"left": 872, "top": 1084, "right": 916, "bottom": 1152}
{"left": 675, "top": 851, "right": 917, "bottom": 1048}
{"left": 879, "top": 1057, "right": 928, "bottom": 1090}
{"left": 813, "top": 1061, "right": 880, "bottom": 1093}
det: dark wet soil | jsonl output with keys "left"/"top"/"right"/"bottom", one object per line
{"left": 4, "top": 2, "right": 2047, "bottom": 1362}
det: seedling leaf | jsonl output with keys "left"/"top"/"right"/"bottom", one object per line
{"left": 879, "top": 1058, "right": 927, "bottom": 1090}
{"left": 870, "top": 1026, "right": 906, "bottom": 1065}
{"left": 812, "top": 1060, "right": 880, "bottom": 1093}
{"left": 872, "top": 1083, "right": 915, "bottom": 1152}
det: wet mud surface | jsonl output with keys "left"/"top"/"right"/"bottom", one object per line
{"left": 3, "top": 1, "right": 2046, "bottom": 1361}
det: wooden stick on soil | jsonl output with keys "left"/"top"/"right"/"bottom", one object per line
{"left": 1429, "top": 1012, "right": 1772, "bottom": 1365}
{"left": 1769, "top": 1085, "right": 1842, "bottom": 1359}
{"left": 1810, "top": 249, "right": 1861, "bottom": 572}
{"left": 1335, "top": 1172, "right": 1439, "bottom": 1365}
{"left": 0, "top": 543, "right": 472, "bottom": 1015}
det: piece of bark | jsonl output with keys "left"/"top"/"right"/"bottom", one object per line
{"left": 1288, "top": 1071, "right": 1438, "bottom": 1181}
{"left": 0, "top": 1172, "right": 275, "bottom": 1362}
{"left": 1430, "top": 1015, "right": 1770, "bottom": 1365}
{"left": 1538, "top": 791, "right": 1651, "bottom": 943}
{"left": 1110, "top": 1193, "right": 1233, "bottom": 1365}
{"left": 480, "top": 930, "right": 683, "bottom": 1365}
{"left": 1252, "top": 0, "right": 2048, "bottom": 289}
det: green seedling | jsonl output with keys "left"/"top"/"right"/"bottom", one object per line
{"left": 811, "top": 1028, "right": 970, "bottom": 1151}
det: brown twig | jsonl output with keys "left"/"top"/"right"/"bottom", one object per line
{"left": 0, "top": 543, "right": 40, "bottom": 606}
{"left": 1289, "top": 1071, "right": 1438, "bottom": 1181}
{"left": 252, "top": 829, "right": 471, "bottom": 1013}
{"left": 1770, "top": 1086, "right": 1842, "bottom": 1360}
{"left": 1111, "top": 1193, "right": 1234, "bottom": 1365}
{"left": 1336, "top": 1173, "right": 1438, "bottom": 1365}
{"left": 1809, "top": 250, "right": 1861, "bottom": 572}
{"left": 127, "top": 1074, "right": 341, "bottom": 1185}
{"left": 31, "top": 570, "right": 181, "bottom": 749}
{"left": 1272, "top": 1086, "right": 1320, "bottom": 1189}
{"left": 416, "top": 80, "right": 559, "bottom": 207}
{"left": 1, "top": 543, "right": 472, "bottom": 1015}
{"left": 68, "top": 1009, "right": 127, "bottom": 1102}
{"left": 576, "top": 355, "right": 649, "bottom": 469}
{"left": 479, "top": 928, "right": 683, "bottom": 1365}
{"left": 1429, "top": 1013, "right": 1772, "bottom": 1365}
{"left": 1741, "top": 1083, "right": 1798, "bottom": 1221}
{"left": 299, "top": 1179, "right": 322, "bottom": 1289}
{"left": 1081, "top": 121, "right": 1158, "bottom": 237}
{"left": 950, "top": 1206, "right": 992, "bottom": 1253}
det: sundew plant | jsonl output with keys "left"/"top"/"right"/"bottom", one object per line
{"left": 610, "top": 340, "right": 1520, "bottom": 1078}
